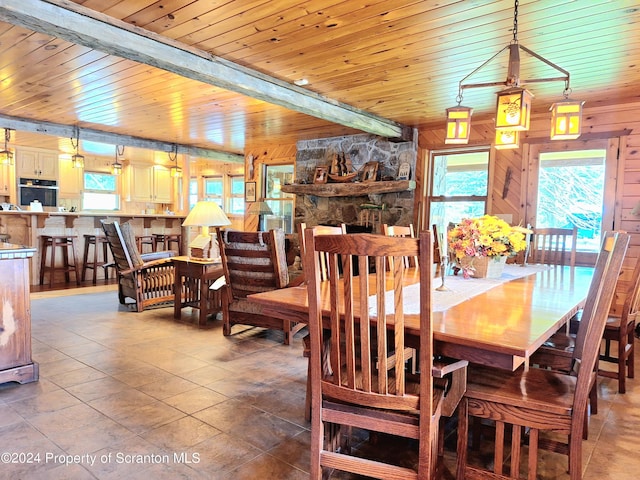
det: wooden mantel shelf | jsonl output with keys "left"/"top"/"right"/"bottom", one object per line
{"left": 281, "top": 180, "right": 416, "bottom": 197}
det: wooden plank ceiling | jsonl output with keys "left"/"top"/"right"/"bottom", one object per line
{"left": 0, "top": 0, "right": 637, "bottom": 160}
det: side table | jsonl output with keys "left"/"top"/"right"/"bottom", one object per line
{"left": 173, "top": 256, "right": 224, "bottom": 326}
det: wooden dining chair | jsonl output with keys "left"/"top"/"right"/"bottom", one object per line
{"left": 598, "top": 249, "right": 640, "bottom": 393}
{"left": 382, "top": 223, "right": 419, "bottom": 268}
{"left": 529, "top": 226, "right": 578, "bottom": 266}
{"left": 297, "top": 222, "right": 346, "bottom": 283}
{"left": 305, "top": 230, "right": 468, "bottom": 479}
{"left": 456, "top": 231, "right": 630, "bottom": 480}
{"left": 531, "top": 244, "right": 640, "bottom": 396}
{"left": 217, "top": 228, "right": 304, "bottom": 345}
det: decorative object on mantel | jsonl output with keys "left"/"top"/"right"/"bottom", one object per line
{"left": 328, "top": 152, "right": 358, "bottom": 183}
{"left": 182, "top": 201, "right": 231, "bottom": 259}
{"left": 313, "top": 167, "right": 328, "bottom": 184}
{"left": 448, "top": 214, "right": 531, "bottom": 278}
{"left": 397, "top": 162, "right": 411, "bottom": 181}
{"left": 361, "top": 161, "right": 379, "bottom": 182}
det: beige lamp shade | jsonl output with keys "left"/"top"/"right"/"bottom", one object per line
{"left": 183, "top": 201, "right": 231, "bottom": 228}
{"left": 246, "top": 201, "right": 273, "bottom": 216}
{"left": 182, "top": 201, "right": 231, "bottom": 259}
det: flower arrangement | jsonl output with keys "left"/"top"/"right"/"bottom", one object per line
{"left": 448, "top": 215, "right": 531, "bottom": 277}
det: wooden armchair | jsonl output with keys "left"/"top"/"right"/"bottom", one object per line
{"left": 457, "top": 231, "right": 629, "bottom": 480}
{"left": 102, "top": 221, "right": 176, "bottom": 312}
{"left": 217, "top": 228, "right": 304, "bottom": 345}
{"left": 305, "top": 230, "right": 467, "bottom": 479}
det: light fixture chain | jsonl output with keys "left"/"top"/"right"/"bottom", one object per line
{"left": 513, "top": 0, "right": 519, "bottom": 43}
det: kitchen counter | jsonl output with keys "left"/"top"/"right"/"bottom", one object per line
{"left": 0, "top": 211, "right": 186, "bottom": 284}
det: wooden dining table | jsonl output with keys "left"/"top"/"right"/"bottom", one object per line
{"left": 248, "top": 264, "right": 594, "bottom": 371}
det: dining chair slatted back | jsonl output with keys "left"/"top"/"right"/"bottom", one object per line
{"left": 217, "top": 228, "right": 303, "bottom": 345}
{"left": 530, "top": 226, "right": 578, "bottom": 267}
{"left": 305, "top": 230, "right": 446, "bottom": 479}
{"left": 382, "top": 223, "right": 419, "bottom": 269}
{"left": 599, "top": 249, "right": 640, "bottom": 392}
{"left": 457, "top": 230, "right": 629, "bottom": 480}
{"left": 297, "top": 222, "right": 346, "bottom": 282}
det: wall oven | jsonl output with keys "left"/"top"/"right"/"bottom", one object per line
{"left": 18, "top": 178, "right": 58, "bottom": 207}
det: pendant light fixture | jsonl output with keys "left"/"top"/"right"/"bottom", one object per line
{"left": 169, "top": 144, "right": 182, "bottom": 178}
{"left": 444, "top": 0, "right": 583, "bottom": 147}
{"left": 70, "top": 125, "right": 84, "bottom": 168}
{"left": 112, "top": 145, "right": 124, "bottom": 175}
{"left": 0, "top": 128, "right": 13, "bottom": 166}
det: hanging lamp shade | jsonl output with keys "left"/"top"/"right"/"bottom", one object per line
{"left": 71, "top": 153, "right": 85, "bottom": 169}
{"left": 495, "top": 87, "right": 533, "bottom": 131}
{"left": 445, "top": 106, "right": 473, "bottom": 144}
{"left": 111, "top": 161, "right": 122, "bottom": 175}
{"left": 170, "top": 165, "right": 183, "bottom": 178}
{"left": 550, "top": 99, "right": 584, "bottom": 140}
{"left": 494, "top": 130, "right": 519, "bottom": 150}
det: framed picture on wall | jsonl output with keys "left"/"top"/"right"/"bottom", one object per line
{"left": 245, "top": 181, "right": 256, "bottom": 202}
{"left": 313, "top": 166, "right": 328, "bottom": 184}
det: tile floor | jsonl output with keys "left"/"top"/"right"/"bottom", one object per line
{"left": 0, "top": 285, "right": 638, "bottom": 479}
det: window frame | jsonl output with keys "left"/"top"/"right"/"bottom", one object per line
{"left": 81, "top": 170, "right": 120, "bottom": 211}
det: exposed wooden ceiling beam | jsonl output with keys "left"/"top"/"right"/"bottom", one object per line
{"left": 0, "top": 114, "right": 245, "bottom": 163}
{"left": 0, "top": 0, "right": 411, "bottom": 142}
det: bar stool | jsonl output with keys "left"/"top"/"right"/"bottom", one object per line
{"left": 81, "top": 234, "right": 110, "bottom": 285}
{"left": 136, "top": 235, "right": 155, "bottom": 253}
{"left": 39, "top": 235, "right": 80, "bottom": 287}
{"left": 0, "top": 233, "right": 9, "bottom": 243}
{"left": 153, "top": 233, "right": 182, "bottom": 254}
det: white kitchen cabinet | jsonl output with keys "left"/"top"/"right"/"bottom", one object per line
{"left": 58, "top": 157, "right": 83, "bottom": 198}
{"left": 128, "top": 164, "right": 172, "bottom": 203}
{"left": 16, "top": 149, "right": 58, "bottom": 179}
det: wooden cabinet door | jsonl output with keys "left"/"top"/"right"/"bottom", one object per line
{"left": 130, "top": 165, "right": 153, "bottom": 202}
{"left": 153, "top": 167, "right": 172, "bottom": 203}
{"left": 37, "top": 151, "right": 58, "bottom": 179}
{"left": 16, "top": 150, "right": 39, "bottom": 177}
{"left": 58, "top": 158, "right": 83, "bottom": 197}
{"left": 0, "top": 164, "right": 11, "bottom": 195}
{"left": 0, "top": 258, "right": 31, "bottom": 371}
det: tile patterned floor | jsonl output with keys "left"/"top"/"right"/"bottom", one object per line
{"left": 0, "top": 285, "right": 638, "bottom": 479}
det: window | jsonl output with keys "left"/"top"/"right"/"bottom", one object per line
{"left": 203, "top": 176, "right": 223, "bottom": 208}
{"left": 263, "top": 164, "right": 294, "bottom": 233}
{"left": 229, "top": 175, "right": 245, "bottom": 214}
{"left": 189, "top": 178, "right": 198, "bottom": 210}
{"left": 82, "top": 172, "right": 119, "bottom": 210}
{"left": 427, "top": 148, "right": 490, "bottom": 240}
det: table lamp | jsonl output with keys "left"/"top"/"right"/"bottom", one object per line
{"left": 246, "top": 200, "right": 273, "bottom": 231}
{"left": 182, "top": 201, "right": 231, "bottom": 259}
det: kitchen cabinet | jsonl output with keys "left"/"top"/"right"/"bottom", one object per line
{"left": 16, "top": 149, "right": 58, "bottom": 179}
{"left": 0, "top": 164, "right": 12, "bottom": 196}
{"left": 128, "top": 164, "right": 172, "bottom": 203}
{"left": 84, "top": 155, "right": 113, "bottom": 173}
{"left": 58, "top": 157, "right": 83, "bottom": 198}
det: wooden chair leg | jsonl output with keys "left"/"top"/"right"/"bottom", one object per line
{"left": 456, "top": 398, "right": 469, "bottom": 480}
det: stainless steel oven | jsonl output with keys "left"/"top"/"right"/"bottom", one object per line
{"left": 18, "top": 178, "right": 58, "bottom": 207}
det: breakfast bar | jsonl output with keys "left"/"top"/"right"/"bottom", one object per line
{"left": 0, "top": 211, "right": 186, "bottom": 285}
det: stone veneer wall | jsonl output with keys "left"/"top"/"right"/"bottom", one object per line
{"left": 294, "top": 133, "right": 418, "bottom": 232}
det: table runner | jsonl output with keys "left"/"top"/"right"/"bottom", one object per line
{"left": 369, "top": 264, "right": 550, "bottom": 316}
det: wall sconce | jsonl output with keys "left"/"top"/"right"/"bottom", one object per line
{"left": 71, "top": 125, "right": 84, "bottom": 169}
{"left": 168, "top": 144, "right": 182, "bottom": 178}
{"left": 494, "top": 130, "right": 520, "bottom": 150}
{"left": 111, "top": 145, "right": 123, "bottom": 175}
{"left": 550, "top": 99, "right": 585, "bottom": 140}
{"left": 0, "top": 128, "right": 14, "bottom": 166}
